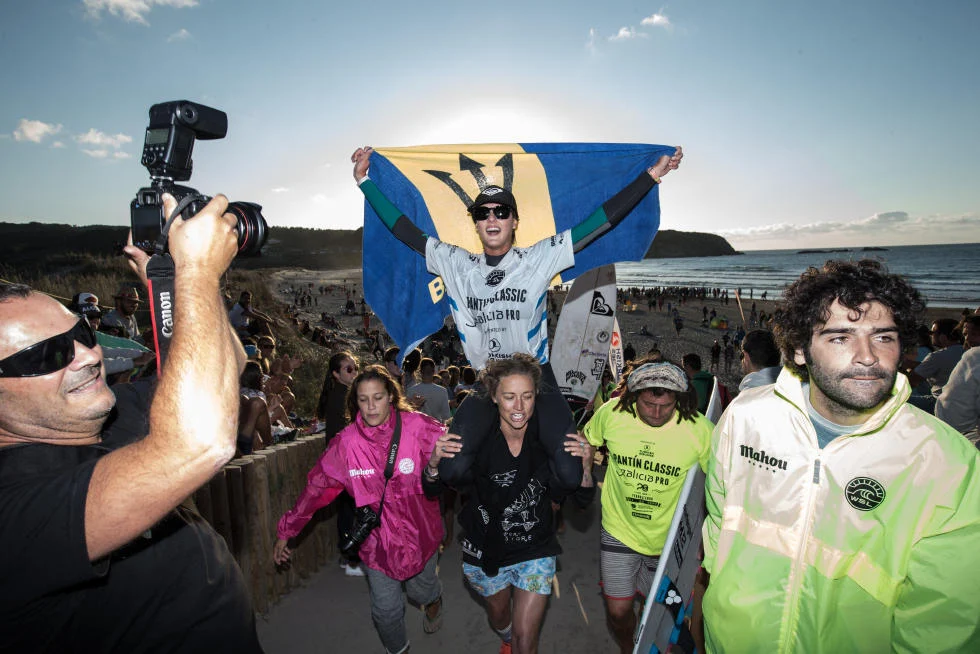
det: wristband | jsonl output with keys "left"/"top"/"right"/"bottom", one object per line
{"left": 356, "top": 174, "right": 371, "bottom": 186}
{"left": 424, "top": 465, "right": 440, "bottom": 479}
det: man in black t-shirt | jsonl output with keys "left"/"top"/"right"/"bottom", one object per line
{"left": 0, "top": 194, "right": 261, "bottom": 652}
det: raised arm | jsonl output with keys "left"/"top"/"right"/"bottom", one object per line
{"left": 352, "top": 146, "right": 429, "bottom": 255}
{"left": 84, "top": 193, "right": 245, "bottom": 560}
{"left": 570, "top": 146, "right": 683, "bottom": 252}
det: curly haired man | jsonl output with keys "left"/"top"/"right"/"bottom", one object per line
{"left": 701, "top": 260, "right": 980, "bottom": 653}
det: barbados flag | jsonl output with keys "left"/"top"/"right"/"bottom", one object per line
{"left": 362, "top": 143, "right": 674, "bottom": 362}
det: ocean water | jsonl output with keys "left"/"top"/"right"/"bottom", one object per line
{"left": 615, "top": 243, "right": 980, "bottom": 309}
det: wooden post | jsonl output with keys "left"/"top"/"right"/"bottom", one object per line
{"left": 307, "top": 434, "right": 336, "bottom": 564}
{"left": 194, "top": 478, "right": 214, "bottom": 527}
{"left": 297, "top": 437, "right": 327, "bottom": 567}
{"left": 277, "top": 444, "right": 300, "bottom": 591}
{"left": 241, "top": 452, "right": 271, "bottom": 614}
{"left": 208, "top": 468, "right": 234, "bottom": 552}
{"left": 225, "top": 461, "right": 250, "bottom": 589}
{"left": 261, "top": 446, "right": 284, "bottom": 600}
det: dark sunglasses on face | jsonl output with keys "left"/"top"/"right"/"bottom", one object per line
{"left": 344, "top": 365, "right": 357, "bottom": 374}
{"left": 472, "top": 205, "right": 512, "bottom": 221}
{"left": 0, "top": 319, "right": 98, "bottom": 378}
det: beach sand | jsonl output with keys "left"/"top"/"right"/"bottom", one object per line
{"left": 267, "top": 267, "right": 965, "bottom": 397}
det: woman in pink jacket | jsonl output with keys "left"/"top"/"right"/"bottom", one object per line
{"left": 274, "top": 365, "right": 446, "bottom": 654}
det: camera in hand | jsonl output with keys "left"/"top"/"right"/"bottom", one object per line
{"left": 339, "top": 505, "right": 381, "bottom": 557}
{"left": 130, "top": 100, "right": 267, "bottom": 256}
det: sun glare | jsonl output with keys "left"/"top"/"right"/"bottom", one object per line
{"left": 398, "top": 96, "right": 584, "bottom": 146}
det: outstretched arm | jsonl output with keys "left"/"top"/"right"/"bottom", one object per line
{"left": 571, "top": 146, "right": 683, "bottom": 253}
{"left": 352, "top": 146, "right": 429, "bottom": 255}
{"left": 273, "top": 462, "right": 344, "bottom": 565}
{"left": 277, "top": 457, "right": 345, "bottom": 542}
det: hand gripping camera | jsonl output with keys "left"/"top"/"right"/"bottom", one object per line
{"left": 130, "top": 100, "right": 267, "bottom": 256}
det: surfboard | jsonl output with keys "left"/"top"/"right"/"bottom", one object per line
{"left": 705, "top": 376, "right": 723, "bottom": 424}
{"left": 609, "top": 317, "right": 625, "bottom": 382}
{"left": 550, "top": 264, "right": 617, "bottom": 406}
{"left": 633, "top": 466, "right": 707, "bottom": 654}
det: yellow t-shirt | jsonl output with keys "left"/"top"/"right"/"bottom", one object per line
{"left": 584, "top": 401, "right": 712, "bottom": 555}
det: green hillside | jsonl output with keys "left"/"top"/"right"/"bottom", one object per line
{"left": 0, "top": 222, "right": 737, "bottom": 271}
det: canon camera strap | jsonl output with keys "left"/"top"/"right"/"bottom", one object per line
{"left": 375, "top": 411, "right": 403, "bottom": 520}
{"left": 144, "top": 194, "right": 197, "bottom": 374}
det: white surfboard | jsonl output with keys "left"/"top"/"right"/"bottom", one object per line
{"left": 609, "top": 317, "right": 625, "bottom": 382}
{"left": 705, "top": 376, "right": 724, "bottom": 424}
{"left": 634, "top": 466, "right": 707, "bottom": 654}
{"left": 550, "top": 264, "right": 617, "bottom": 403}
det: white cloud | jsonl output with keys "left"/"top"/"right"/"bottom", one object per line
{"left": 74, "top": 128, "right": 132, "bottom": 149}
{"left": 311, "top": 193, "right": 329, "bottom": 205}
{"left": 271, "top": 187, "right": 290, "bottom": 194}
{"left": 82, "top": 149, "right": 110, "bottom": 158}
{"left": 52, "top": 141, "right": 66, "bottom": 148}
{"left": 586, "top": 27, "right": 597, "bottom": 52}
{"left": 600, "top": 9, "right": 673, "bottom": 46}
{"left": 720, "top": 211, "right": 980, "bottom": 246}
{"left": 13, "top": 119, "right": 63, "bottom": 143}
{"left": 167, "top": 28, "right": 191, "bottom": 42}
{"left": 83, "top": 0, "right": 199, "bottom": 26}
{"left": 113, "top": 151, "right": 131, "bottom": 159}
{"left": 641, "top": 12, "right": 672, "bottom": 29}
{"left": 609, "top": 26, "right": 644, "bottom": 41}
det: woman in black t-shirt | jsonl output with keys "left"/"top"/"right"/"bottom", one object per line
{"left": 424, "top": 354, "right": 595, "bottom": 654}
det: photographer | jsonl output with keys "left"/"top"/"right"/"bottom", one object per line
{"left": 0, "top": 195, "right": 261, "bottom": 651}
{"left": 274, "top": 365, "right": 446, "bottom": 654}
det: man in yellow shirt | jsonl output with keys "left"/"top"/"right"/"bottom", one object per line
{"left": 584, "top": 360, "right": 712, "bottom": 654}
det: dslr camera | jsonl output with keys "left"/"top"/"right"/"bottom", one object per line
{"left": 130, "top": 100, "right": 267, "bottom": 256}
{"left": 339, "top": 505, "right": 381, "bottom": 557}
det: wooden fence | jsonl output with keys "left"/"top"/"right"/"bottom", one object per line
{"left": 192, "top": 434, "right": 337, "bottom": 614}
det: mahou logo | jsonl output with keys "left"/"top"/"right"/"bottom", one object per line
{"left": 845, "top": 477, "right": 886, "bottom": 511}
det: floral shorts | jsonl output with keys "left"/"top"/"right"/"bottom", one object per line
{"left": 462, "top": 556, "right": 557, "bottom": 597}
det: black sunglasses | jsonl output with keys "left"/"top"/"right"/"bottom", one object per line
{"left": 472, "top": 205, "right": 512, "bottom": 221}
{"left": 0, "top": 319, "right": 98, "bottom": 378}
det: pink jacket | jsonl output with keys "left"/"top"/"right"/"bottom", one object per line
{"left": 277, "top": 409, "right": 445, "bottom": 580}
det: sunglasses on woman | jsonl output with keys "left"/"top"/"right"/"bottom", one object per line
{"left": 471, "top": 206, "right": 512, "bottom": 221}
{"left": 0, "top": 319, "right": 98, "bottom": 378}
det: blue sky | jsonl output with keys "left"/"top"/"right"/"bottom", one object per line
{"left": 2, "top": 0, "right": 978, "bottom": 251}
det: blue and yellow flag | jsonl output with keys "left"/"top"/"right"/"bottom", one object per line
{"left": 362, "top": 142, "right": 674, "bottom": 359}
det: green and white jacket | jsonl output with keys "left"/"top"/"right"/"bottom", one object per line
{"left": 703, "top": 368, "right": 980, "bottom": 653}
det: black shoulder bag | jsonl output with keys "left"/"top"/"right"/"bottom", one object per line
{"left": 339, "top": 411, "right": 402, "bottom": 556}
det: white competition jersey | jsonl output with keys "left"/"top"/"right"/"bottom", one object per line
{"left": 426, "top": 231, "right": 575, "bottom": 370}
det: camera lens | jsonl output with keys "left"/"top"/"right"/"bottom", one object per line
{"left": 226, "top": 201, "right": 268, "bottom": 256}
